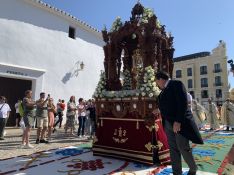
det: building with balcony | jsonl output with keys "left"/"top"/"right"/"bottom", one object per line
{"left": 173, "top": 41, "right": 229, "bottom": 105}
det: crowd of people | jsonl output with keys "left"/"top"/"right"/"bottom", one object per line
{"left": 0, "top": 91, "right": 96, "bottom": 149}
{"left": 189, "top": 96, "right": 234, "bottom": 131}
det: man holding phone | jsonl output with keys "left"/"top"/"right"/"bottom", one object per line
{"left": 35, "top": 92, "right": 49, "bottom": 144}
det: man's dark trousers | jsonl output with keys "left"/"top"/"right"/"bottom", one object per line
{"left": 164, "top": 120, "right": 197, "bottom": 175}
{"left": 0, "top": 118, "right": 7, "bottom": 139}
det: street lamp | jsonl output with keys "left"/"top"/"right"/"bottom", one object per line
{"left": 73, "top": 61, "right": 85, "bottom": 77}
{"left": 80, "top": 61, "right": 84, "bottom": 70}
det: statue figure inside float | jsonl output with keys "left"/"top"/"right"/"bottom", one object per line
{"left": 93, "top": 2, "right": 174, "bottom": 165}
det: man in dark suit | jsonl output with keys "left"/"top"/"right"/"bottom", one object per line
{"left": 153, "top": 71, "right": 203, "bottom": 175}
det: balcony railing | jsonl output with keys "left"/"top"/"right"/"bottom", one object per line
{"left": 216, "top": 94, "right": 222, "bottom": 98}
{"left": 201, "top": 95, "right": 209, "bottom": 98}
{"left": 200, "top": 71, "right": 207, "bottom": 75}
{"left": 213, "top": 69, "right": 222, "bottom": 73}
{"left": 213, "top": 82, "right": 223, "bottom": 86}
{"left": 201, "top": 84, "right": 208, "bottom": 88}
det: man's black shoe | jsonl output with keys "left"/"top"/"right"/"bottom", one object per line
{"left": 40, "top": 139, "right": 49, "bottom": 144}
{"left": 35, "top": 139, "right": 40, "bottom": 144}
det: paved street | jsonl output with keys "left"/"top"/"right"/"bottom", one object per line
{"left": 0, "top": 127, "right": 90, "bottom": 159}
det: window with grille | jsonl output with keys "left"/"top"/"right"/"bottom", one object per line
{"left": 201, "top": 78, "right": 208, "bottom": 87}
{"left": 201, "top": 90, "right": 208, "bottom": 98}
{"left": 188, "top": 79, "right": 193, "bottom": 88}
{"left": 214, "top": 63, "right": 221, "bottom": 73}
{"left": 187, "top": 68, "right": 192, "bottom": 76}
{"left": 200, "top": 65, "right": 207, "bottom": 75}
{"left": 216, "top": 89, "right": 222, "bottom": 98}
{"left": 214, "top": 76, "right": 222, "bottom": 86}
{"left": 176, "top": 70, "right": 182, "bottom": 78}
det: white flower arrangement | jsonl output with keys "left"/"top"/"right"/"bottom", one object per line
{"left": 149, "top": 93, "right": 154, "bottom": 98}
{"left": 93, "top": 71, "right": 106, "bottom": 98}
{"left": 110, "top": 16, "right": 123, "bottom": 32}
{"left": 141, "top": 7, "right": 154, "bottom": 24}
{"left": 156, "top": 19, "right": 161, "bottom": 28}
{"left": 123, "top": 69, "right": 132, "bottom": 90}
{"left": 93, "top": 67, "right": 161, "bottom": 99}
{"left": 132, "top": 33, "right": 137, "bottom": 39}
{"left": 140, "top": 7, "right": 162, "bottom": 29}
{"left": 139, "top": 66, "right": 161, "bottom": 98}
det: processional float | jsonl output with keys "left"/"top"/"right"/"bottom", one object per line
{"left": 93, "top": 2, "right": 174, "bottom": 165}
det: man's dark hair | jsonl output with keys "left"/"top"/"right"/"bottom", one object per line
{"left": 0, "top": 96, "right": 6, "bottom": 101}
{"left": 79, "top": 98, "right": 83, "bottom": 103}
{"left": 40, "top": 92, "right": 45, "bottom": 96}
{"left": 155, "top": 71, "right": 169, "bottom": 80}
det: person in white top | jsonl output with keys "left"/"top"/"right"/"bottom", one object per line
{"left": 15, "top": 99, "right": 21, "bottom": 127}
{"left": 0, "top": 96, "right": 11, "bottom": 140}
{"left": 77, "top": 98, "right": 86, "bottom": 138}
{"left": 187, "top": 92, "right": 193, "bottom": 112}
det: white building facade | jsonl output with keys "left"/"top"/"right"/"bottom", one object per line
{"left": 0, "top": 0, "right": 104, "bottom": 125}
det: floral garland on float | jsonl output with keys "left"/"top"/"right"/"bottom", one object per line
{"left": 110, "top": 16, "right": 123, "bottom": 32}
{"left": 122, "top": 69, "right": 132, "bottom": 90}
{"left": 93, "top": 66, "right": 161, "bottom": 99}
{"left": 139, "top": 66, "right": 160, "bottom": 98}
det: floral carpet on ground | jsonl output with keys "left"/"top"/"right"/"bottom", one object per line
{"left": 184, "top": 130, "right": 234, "bottom": 175}
{"left": 0, "top": 130, "right": 233, "bottom": 175}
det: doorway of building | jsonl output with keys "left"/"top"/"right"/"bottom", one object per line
{"left": 0, "top": 76, "right": 32, "bottom": 126}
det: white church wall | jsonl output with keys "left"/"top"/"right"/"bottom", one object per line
{"left": 0, "top": 0, "right": 104, "bottom": 102}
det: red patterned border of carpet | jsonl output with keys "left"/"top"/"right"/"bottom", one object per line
{"left": 217, "top": 143, "right": 234, "bottom": 175}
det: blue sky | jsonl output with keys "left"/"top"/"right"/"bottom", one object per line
{"left": 43, "top": 0, "right": 234, "bottom": 87}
